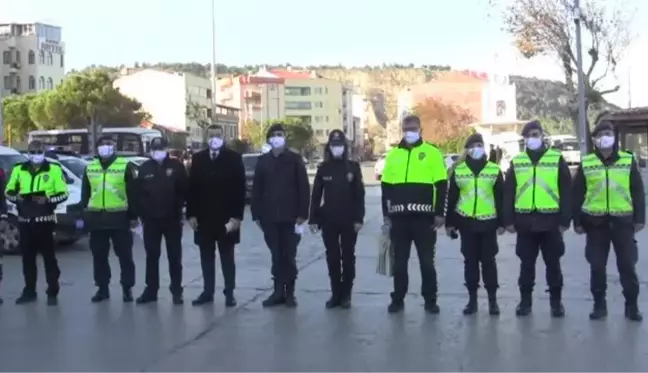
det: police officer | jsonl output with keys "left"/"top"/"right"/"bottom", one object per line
{"left": 446, "top": 134, "right": 504, "bottom": 315}
{"left": 5, "top": 140, "right": 68, "bottom": 305}
{"left": 0, "top": 167, "right": 6, "bottom": 305}
{"left": 81, "top": 136, "right": 138, "bottom": 303}
{"left": 381, "top": 115, "right": 447, "bottom": 314}
{"left": 503, "top": 120, "right": 572, "bottom": 317}
{"left": 573, "top": 121, "right": 644, "bottom": 321}
{"left": 135, "top": 138, "right": 188, "bottom": 305}
{"left": 309, "top": 130, "right": 365, "bottom": 309}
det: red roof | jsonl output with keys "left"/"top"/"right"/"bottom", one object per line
{"left": 269, "top": 69, "right": 313, "bottom": 79}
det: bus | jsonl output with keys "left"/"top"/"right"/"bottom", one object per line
{"left": 28, "top": 127, "right": 163, "bottom": 156}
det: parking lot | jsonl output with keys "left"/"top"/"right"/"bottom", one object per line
{"left": 1, "top": 181, "right": 648, "bottom": 371}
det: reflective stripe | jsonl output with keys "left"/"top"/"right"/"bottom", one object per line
{"left": 18, "top": 215, "right": 56, "bottom": 223}
{"left": 512, "top": 150, "right": 560, "bottom": 213}
{"left": 389, "top": 203, "right": 433, "bottom": 213}
{"left": 581, "top": 152, "right": 633, "bottom": 216}
{"left": 454, "top": 162, "right": 499, "bottom": 220}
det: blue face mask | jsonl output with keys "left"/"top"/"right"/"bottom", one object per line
{"left": 403, "top": 131, "right": 420, "bottom": 144}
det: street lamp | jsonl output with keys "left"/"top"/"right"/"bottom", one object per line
{"left": 574, "top": 0, "right": 588, "bottom": 154}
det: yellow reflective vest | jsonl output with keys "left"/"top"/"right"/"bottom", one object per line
{"left": 85, "top": 157, "right": 129, "bottom": 212}
{"left": 454, "top": 161, "right": 499, "bottom": 220}
{"left": 381, "top": 142, "right": 446, "bottom": 215}
{"left": 581, "top": 151, "right": 633, "bottom": 216}
{"left": 512, "top": 149, "right": 561, "bottom": 213}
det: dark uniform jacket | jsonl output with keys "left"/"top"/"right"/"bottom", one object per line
{"left": 186, "top": 148, "right": 246, "bottom": 244}
{"left": 136, "top": 156, "right": 188, "bottom": 221}
{"left": 251, "top": 150, "right": 310, "bottom": 223}
{"left": 309, "top": 158, "right": 365, "bottom": 227}
{"left": 503, "top": 147, "right": 572, "bottom": 231}
{"left": 446, "top": 157, "right": 504, "bottom": 232}
{"left": 80, "top": 156, "right": 138, "bottom": 231}
{"left": 572, "top": 150, "right": 645, "bottom": 229}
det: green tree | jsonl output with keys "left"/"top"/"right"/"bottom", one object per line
{"left": 242, "top": 120, "right": 268, "bottom": 149}
{"left": 228, "top": 138, "right": 252, "bottom": 153}
{"left": 2, "top": 94, "right": 38, "bottom": 144}
{"left": 185, "top": 101, "right": 212, "bottom": 144}
{"left": 275, "top": 117, "right": 314, "bottom": 152}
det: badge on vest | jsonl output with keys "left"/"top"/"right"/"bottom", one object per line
{"left": 418, "top": 153, "right": 426, "bottom": 160}
{"left": 166, "top": 168, "right": 173, "bottom": 177}
{"left": 42, "top": 174, "right": 50, "bottom": 182}
{"left": 347, "top": 172, "right": 354, "bottom": 182}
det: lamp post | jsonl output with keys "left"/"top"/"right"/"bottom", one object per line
{"left": 574, "top": 0, "right": 588, "bottom": 154}
{"left": 210, "top": 0, "right": 217, "bottom": 110}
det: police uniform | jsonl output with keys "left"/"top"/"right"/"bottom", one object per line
{"left": 573, "top": 121, "right": 644, "bottom": 321}
{"left": 446, "top": 134, "right": 503, "bottom": 315}
{"left": 5, "top": 160, "right": 68, "bottom": 304}
{"left": 381, "top": 138, "right": 447, "bottom": 313}
{"left": 81, "top": 153, "right": 137, "bottom": 302}
{"left": 503, "top": 120, "right": 572, "bottom": 317}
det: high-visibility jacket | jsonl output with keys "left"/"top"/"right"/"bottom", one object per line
{"left": 454, "top": 161, "right": 499, "bottom": 220}
{"left": 381, "top": 142, "right": 446, "bottom": 215}
{"left": 512, "top": 149, "right": 561, "bottom": 213}
{"left": 581, "top": 151, "right": 633, "bottom": 216}
{"left": 85, "top": 157, "right": 129, "bottom": 212}
{"left": 5, "top": 161, "right": 69, "bottom": 222}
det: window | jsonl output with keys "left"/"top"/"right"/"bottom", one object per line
{"left": 3, "top": 76, "right": 11, "bottom": 89}
{"left": 15, "top": 76, "right": 21, "bottom": 91}
{"left": 285, "top": 87, "right": 311, "bottom": 96}
{"left": 315, "top": 129, "right": 324, "bottom": 136}
{"left": 29, "top": 75, "right": 35, "bottom": 89}
{"left": 2, "top": 51, "right": 10, "bottom": 64}
{"left": 206, "top": 108, "right": 213, "bottom": 118}
{"left": 39, "top": 50, "right": 44, "bottom": 64}
{"left": 314, "top": 101, "right": 323, "bottom": 108}
{"left": 47, "top": 77, "right": 53, "bottom": 89}
{"left": 314, "top": 116, "right": 321, "bottom": 123}
{"left": 285, "top": 101, "right": 312, "bottom": 110}
{"left": 15, "top": 50, "right": 20, "bottom": 64}
{"left": 326, "top": 116, "right": 329, "bottom": 122}
{"left": 47, "top": 52, "right": 53, "bottom": 65}
{"left": 206, "top": 89, "right": 212, "bottom": 99}
{"left": 314, "top": 87, "right": 322, "bottom": 95}
{"left": 38, "top": 76, "right": 44, "bottom": 90}
{"left": 28, "top": 50, "right": 35, "bottom": 64}
{"left": 60, "top": 54, "right": 64, "bottom": 67}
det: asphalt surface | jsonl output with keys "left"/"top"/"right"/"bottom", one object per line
{"left": 1, "top": 169, "right": 648, "bottom": 371}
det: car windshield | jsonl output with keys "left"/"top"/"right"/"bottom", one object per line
{"left": 0, "top": 154, "right": 28, "bottom": 179}
{"left": 59, "top": 158, "right": 88, "bottom": 178}
{"left": 243, "top": 156, "right": 259, "bottom": 171}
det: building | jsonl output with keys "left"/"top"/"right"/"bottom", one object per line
{"left": 0, "top": 22, "right": 65, "bottom": 96}
{"left": 114, "top": 68, "right": 239, "bottom": 146}
{"left": 351, "top": 94, "right": 368, "bottom": 154}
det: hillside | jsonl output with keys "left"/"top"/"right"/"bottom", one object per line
{"left": 76, "top": 63, "right": 616, "bottom": 128}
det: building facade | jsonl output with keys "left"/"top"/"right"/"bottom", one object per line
{"left": 0, "top": 22, "right": 65, "bottom": 96}
{"left": 114, "top": 68, "right": 239, "bottom": 146}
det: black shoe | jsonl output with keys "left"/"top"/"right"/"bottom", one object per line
{"left": 172, "top": 293, "right": 184, "bottom": 305}
{"left": 325, "top": 293, "right": 341, "bottom": 309}
{"left": 47, "top": 296, "right": 58, "bottom": 306}
{"left": 589, "top": 298, "right": 607, "bottom": 320}
{"left": 550, "top": 298, "right": 565, "bottom": 318}
{"left": 262, "top": 281, "right": 286, "bottom": 308}
{"left": 192, "top": 292, "right": 214, "bottom": 306}
{"left": 123, "top": 289, "right": 133, "bottom": 303}
{"left": 339, "top": 282, "right": 353, "bottom": 309}
{"left": 136, "top": 290, "right": 158, "bottom": 304}
{"left": 16, "top": 292, "right": 37, "bottom": 305}
{"left": 488, "top": 294, "right": 500, "bottom": 316}
{"left": 463, "top": 293, "right": 478, "bottom": 315}
{"left": 339, "top": 295, "right": 352, "bottom": 309}
{"left": 625, "top": 303, "right": 643, "bottom": 322}
{"left": 91, "top": 289, "right": 110, "bottom": 303}
{"left": 225, "top": 293, "right": 237, "bottom": 308}
{"left": 425, "top": 300, "right": 440, "bottom": 314}
{"left": 387, "top": 300, "right": 404, "bottom": 314}
{"left": 515, "top": 293, "right": 532, "bottom": 316}
{"left": 285, "top": 282, "right": 297, "bottom": 308}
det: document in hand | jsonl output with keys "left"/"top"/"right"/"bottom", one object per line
{"left": 131, "top": 224, "right": 143, "bottom": 238}
{"left": 376, "top": 228, "right": 393, "bottom": 277}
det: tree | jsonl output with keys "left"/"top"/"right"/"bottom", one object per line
{"left": 185, "top": 101, "right": 212, "bottom": 144}
{"left": 2, "top": 94, "right": 38, "bottom": 144}
{"left": 414, "top": 98, "right": 476, "bottom": 153}
{"left": 228, "top": 138, "right": 252, "bottom": 153}
{"left": 277, "top": 118, "right": 313, "bottom": 152}
{"left": 241, "top": 120, "right": 269, "bottom": 149}
{"left": 496, "top": 0, "right": 632, "bottom": 137}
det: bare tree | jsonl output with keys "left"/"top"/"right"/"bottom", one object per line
{"left": 494, "top": 0, "right": 633, "bottom": 131}
{"left": 186, "top": 101, "right": 212, "bottom": 144}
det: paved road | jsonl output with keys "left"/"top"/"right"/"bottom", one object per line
{"left": 1, "top": 185, "right": 648, "bottom": 371}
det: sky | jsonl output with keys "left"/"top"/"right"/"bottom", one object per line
{"left": 2, "top": 0, "right": 647, "bottom": 107}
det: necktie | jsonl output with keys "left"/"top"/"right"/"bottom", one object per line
{"left": 211, "top": 151, "right": 217, "bottom": 160}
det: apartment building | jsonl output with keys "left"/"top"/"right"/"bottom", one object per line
{"left": 114, "top": 68, "right": 239, "bottom": 146}
{"left": 0, "top": 22, "right": 65, "bottom": 96}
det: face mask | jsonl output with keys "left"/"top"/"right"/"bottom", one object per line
{"left": 526, "top": 137, "right": 542, "bottom": 150}
{"left": 97, "top": 145, "right": 114, "bottom": 158}
{"left": 597, "top": 135, "right": 615, "bottom": 149}
{"left": 269, "top": 136, "right": 285, "bottom": 149}
{"left": 30, "top": 153, "right": 45, "bottom": 164}
{"left": 330, "top": 145, "right": 345, "bottom": 157}
{"left": 403, "top": 131, "right": 420, "bottom": 144}
{"left": 152, "top": 150, "right": 167, "bottom": 162}
{"left": 261, "top": 144, "right": 272, "bottom": 154}
{"left": 209, "top": 137, "right": 223, "bottom": 150}
{"left": 469, "top": 147, "right": 485, "bottom": 159}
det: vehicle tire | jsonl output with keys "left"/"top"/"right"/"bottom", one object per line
{"left": 0, "top": 215, "right": 21, "bottom": 255}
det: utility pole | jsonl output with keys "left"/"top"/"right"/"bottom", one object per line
{"left": 628, "top": 65, "right": 633, "bottom": 108}
{"left": 210, "top": 0, "right": 218, "bottom": 126}
{"left": 574, "top": 0, "right": 588, "bottom": 154}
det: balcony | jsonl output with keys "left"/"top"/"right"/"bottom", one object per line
{"left": 9, "top": 62, "right": 20, "bottom": 72}
{"left": 244, "top": 91, "right": 261, "bottom": 101}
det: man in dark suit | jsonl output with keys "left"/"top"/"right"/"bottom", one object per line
{"left": 186, "top": 125, "right": 246, "bottom": 306}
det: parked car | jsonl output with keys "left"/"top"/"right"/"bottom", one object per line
{"left": 242, "top": 153, "right": 261, "bottom": 202}
{"left": 0, "top": 146, "right": 86, "bottom": 254}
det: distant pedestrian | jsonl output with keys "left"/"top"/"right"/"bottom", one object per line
{"left": 309, "top": 130, "right": 365, "bottom": 309}
{"left": 251, "top": 123, "right": 310, "bottom": 308}
{"left": 186, "top": 125, "right": 246, "bottom": 307}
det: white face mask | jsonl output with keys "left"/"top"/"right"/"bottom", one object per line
{"left": 403, "top": 131, "right": 420, "bottom": 144}
{"left": 597, "top": 135, "right": 615, "bottom": 149}
{"left": 152, "top": 150, "right": 167, "bottom": 162}
{"left": 526, "top": 137, "right": 542, "bottom": 150}
{"left": 269, "top": 136, "right": 285, "bottom": 149}
{"left": 97, "top": 145, "right": 114, "bottom": 158}
{"left": 330, "top": 145, "right": 345, "bottom": 157}
{"left": 30, "top": 153, "right": 45, "bottom": 164}
{"left": 469, "top": 147, "right": 485, "bottom": 159}
{"left": 209, "top": 137, "right": 223, "bottom": 150}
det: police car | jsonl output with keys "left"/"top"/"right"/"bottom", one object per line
{"left": 0, "top": 146, "right": 85, "bottom": 254}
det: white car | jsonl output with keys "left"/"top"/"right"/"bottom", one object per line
{"left": 0, "top": 146, "right": 85, "bottom": 254}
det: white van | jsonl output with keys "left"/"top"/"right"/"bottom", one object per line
{"left": 0, "top": 146, "right": 85, "bottom": 253}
